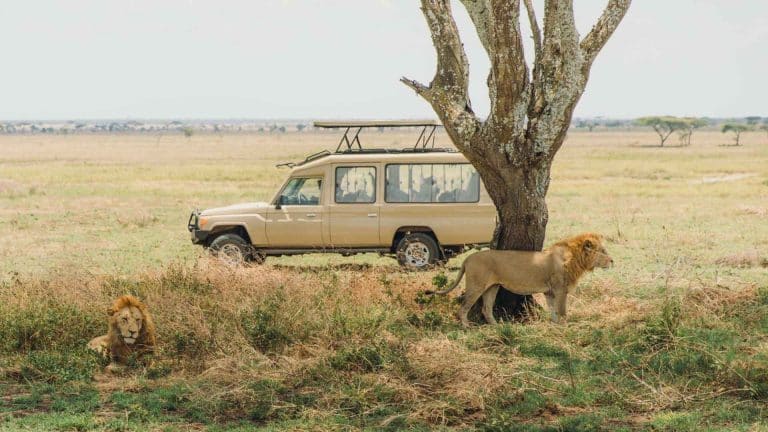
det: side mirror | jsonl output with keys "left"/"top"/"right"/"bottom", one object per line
{"left": 275, "top": 195, "right": 284, "bottom": 210}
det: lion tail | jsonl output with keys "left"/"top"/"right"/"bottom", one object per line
{"left": 425, "top": 263, "right": 466, "bottom": 296}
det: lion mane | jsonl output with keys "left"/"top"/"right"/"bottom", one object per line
{"left": 87, "top": 295, "right": 156, "bottom": 365}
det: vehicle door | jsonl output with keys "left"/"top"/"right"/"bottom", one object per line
{"left": 266, "top": 177, "right": 325, "bottom": 248}
{"left": 329, "top": 165, "right": 380, "bottom": 246}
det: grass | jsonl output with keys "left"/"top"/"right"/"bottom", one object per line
{"left": 0, "top": 130, "right": 767, "bottom": 430}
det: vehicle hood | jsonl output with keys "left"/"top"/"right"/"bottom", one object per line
{"left": 200, "top": 202, "right": 270, "bottom": 216}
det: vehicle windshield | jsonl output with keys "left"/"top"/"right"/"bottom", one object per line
{"left": 278, "top": 177, "right": 321, "bottom": 205}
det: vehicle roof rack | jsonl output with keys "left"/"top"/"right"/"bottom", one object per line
{"left": 313, "top": 120, "right": 441, "bottom": 152}
{"left": 275, "top": 120, "right": 451, "bottom": 168}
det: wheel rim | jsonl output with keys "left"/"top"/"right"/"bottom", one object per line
{"left": 404, "top": 241, "right": 431, "bottom": 268}
{"left": 218, "top": 244, "right": 244, "bottom": 265}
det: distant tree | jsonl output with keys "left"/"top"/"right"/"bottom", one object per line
{"left": 759, "top": 123, "right": 768, "bottom": 142}
{"left": 576, "top": 120, "right": 597, "bottom": 131}
{"left": 636, "top": 116, "right": 690, "bottom": 146}
{"left": 721, "top": 123, "right": 750, "bottom": 146}
{"left": 182, "top": 127, "right": 194, "bottom": 138}
{"left": 677, "top": 117, "right": 708, "bottom": 146}
{"left": 278, "top": 126, "right": 286, "bottom": 133}
{"left": 296, "top": 123, "right": 306, "bottom": 132}
{"left": 745, "top": 116, "right": 761, "bottom": 126}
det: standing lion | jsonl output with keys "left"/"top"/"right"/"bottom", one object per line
{"left": 87, "top": 295, "right": 156, "bottom": 368}
{"left": 427, "top": 233, "right": 614, "bottom": 326}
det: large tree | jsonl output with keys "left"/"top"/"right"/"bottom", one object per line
{"left": 402, "top": 1, "right": 631, "bottom": 318}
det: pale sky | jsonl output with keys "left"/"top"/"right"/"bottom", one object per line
{"left": 1, "top": 0, "right": 766, "bottom": 120}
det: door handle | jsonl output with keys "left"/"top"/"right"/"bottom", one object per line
{"left": 367, "top": 213, "right": 377, "bottom": 218}
{"left": 306, "top": 213, "right": 317, "bottom": 218}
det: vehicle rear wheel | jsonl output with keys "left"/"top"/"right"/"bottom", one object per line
{"left": 396, "top": 233, "right": 441, "bottom": 271}
{"left": 209, "top": 234, "right": 264, "bottom": 265}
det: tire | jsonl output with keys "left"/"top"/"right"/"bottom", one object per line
{"left": 208, "top": 234, "right": 264, "bottom": 265}
{"left": 396, "top": 233, "right": 441, "bottom": 271}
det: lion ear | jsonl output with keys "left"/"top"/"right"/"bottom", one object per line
{"left": 107, "top": 307, "right": 117, "bottom": 316}
{"left": 583, "top": 239, "right": 594, "bottom": 250}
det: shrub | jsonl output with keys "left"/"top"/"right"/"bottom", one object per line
{"left": 329, "top": 344, "right": 386, "bottom": 373}
{"left": 641, "top": 297, "right": 682, "bottom": 348}
{"left": 0, "top": 304, "right": 102, "bottom": 353}
{"left": 159, "top": 263, "right": 214, "bottom": 295}
{"left": 19, "top": 349, "right": 103, "bottom": 382}
{"left": 240, "top": 293, "right": 293, "bottom": 354}
{"left": 406, "top": 310, "right": 444, "bottom": 329}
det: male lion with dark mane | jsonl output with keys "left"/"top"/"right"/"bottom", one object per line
{"left": 427, "top": 233, "right": 613, "bottom": 327}
{"left": 87, "top": 295, "right": 156, "bottom": 368}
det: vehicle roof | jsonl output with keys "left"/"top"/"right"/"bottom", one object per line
{"left": 290, "top": 150, "right": 469, "bottom": 174}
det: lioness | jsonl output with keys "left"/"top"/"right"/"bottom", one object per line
{"left": 428, "top": 233, "right": 613, "bottom": 326}
{"left": 87, "top": 295, "right": 156, "bottom": 368}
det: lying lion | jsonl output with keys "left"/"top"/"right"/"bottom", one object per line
{"left": 87, "top": 295, "right": 156, "bottom": 368}
{"left": 428, "top": 233, "right": 613, "bottom": 326}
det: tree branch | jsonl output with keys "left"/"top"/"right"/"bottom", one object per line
{"left": 460, "top": 0, "right": 529, "bottom": 142}
{"left": 399, "top": 77, "right": 432, "bottom": 99}
{"left": 419, "top": 0, "right": 471, "bottom": 105}
{"left": 522, "top": 0, "right": 542, "bottom": 65}
{"left": 580, "top": 0, "right": 632, "bottom": 64}
{"left": 521, "top": 0, "right": 582, "bottom": 159}
{"left": 401, "top": 0, "right": 478, "bottom": 150}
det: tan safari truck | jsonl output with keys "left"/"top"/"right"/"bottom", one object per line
{"left": 187, "top": 120, "right": 495, "bottom": 270}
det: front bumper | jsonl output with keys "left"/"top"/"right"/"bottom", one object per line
{"left": 187, "top": 211, "right": 210, "bottom": 245}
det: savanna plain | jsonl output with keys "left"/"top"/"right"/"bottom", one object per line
{"left": 0, "top": 130, "right": 767, "bottom": 431}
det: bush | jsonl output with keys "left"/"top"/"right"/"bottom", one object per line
{"left": 329, "top": 344, "right": 386, "bottom": 373}
{"left": 641, "top": 297, "right": 682, "bottom": 348}
{"left": 19, "top": 349, "right": 104, "bottom": 382}
{"left": 406, "top": 310, "right": 444, "bottom": 329}
{"left": 240, "top": 293, "right": 293, "bottom": 354}
{"left": 159, "top": 264, "right": 214, "bottom": 295}
{"left": 0, "top": 304, "right": 102, "bottom": 353}
{"left": 168, "top": 329, "right": 215, "bottom": 360}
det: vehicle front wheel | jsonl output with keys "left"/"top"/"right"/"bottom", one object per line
{"left": 208, "top": 234, "right": 264, "bottom": 265}
{"left": 396, "top": 233, "right": 441, "bottom": 271}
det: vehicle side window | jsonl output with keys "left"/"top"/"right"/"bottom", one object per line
{"left": 385, "top": 163, "right": 479, "bottom": 203}
{"left": 335, "top": 167, "right": 376, "bottom": 203}
{"left": 278, "top": 177, "right": 321, "bottom": 205}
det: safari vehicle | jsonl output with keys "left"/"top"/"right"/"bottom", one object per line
{"left": 187, "top": 120, "right": 495, "bottom": 269}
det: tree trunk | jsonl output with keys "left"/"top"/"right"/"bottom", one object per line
{"left": 403, "top": 0, "right": 631, "bottom": 323}
{"left": 469, "top": 158, "right": 551, "bottom": 323}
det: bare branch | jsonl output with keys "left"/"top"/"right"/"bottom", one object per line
{"left": 460, "top": 0, "right": 529, "bottom": 135}
{"left": 420, "top": 0, "right": 470, "bottom": 104}
{"left": 580, "top": 0, "right": 632, "bottom": 64}
{"left": 400, "top": 77, "right": 431, "bottom": 98}
{"left": 401, "top": 0, "right": 479, "bottom": 149}
{"left": 523, "top": 0, "right": 582, "bottom": 159}
{"left": 522, "top": 0, "right": 542, "bottom": 63}
{"left": 522, "top": 0, "right": 543, "bottom": 121}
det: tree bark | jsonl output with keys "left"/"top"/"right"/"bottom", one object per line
{"left": 404, "top": 0, "right": 631, "bottom": 322}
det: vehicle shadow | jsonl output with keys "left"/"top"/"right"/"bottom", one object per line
{"left": 269, "top": 263, "right": 461, "bottom": 272}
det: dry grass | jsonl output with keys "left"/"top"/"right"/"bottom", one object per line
{"left": 1, "top": 130, "right": 767, "bottom": 430}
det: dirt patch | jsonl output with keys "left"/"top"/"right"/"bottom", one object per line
{"left": 692, "top": 173, "right": 757, "bottom": 184}
{"left": 738, "top": 205, "right": 768, "bottom": 217}
{"left": 715, "top": 250, "right": 768, "bottom": 268}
